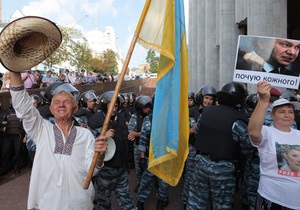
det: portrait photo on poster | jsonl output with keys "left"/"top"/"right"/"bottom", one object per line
{"left": 233, "top": 35, "right": 300, "bottom": 89}
{"left": 276, "top": 143, "right": 300, "bottom": 177}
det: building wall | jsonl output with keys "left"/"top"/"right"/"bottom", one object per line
{"left": 189, "top": 0, "right": 287, "bottom": 93}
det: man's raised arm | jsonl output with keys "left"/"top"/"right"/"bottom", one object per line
{"left": 9, "top": 71, "right": 23, "bottom": 87}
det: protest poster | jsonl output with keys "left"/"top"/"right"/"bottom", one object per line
{"left": 234, "top": 35, "right": 300, "bottom": 89}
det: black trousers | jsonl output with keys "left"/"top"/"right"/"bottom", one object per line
{"left": 256, "top": 194, "right": 294, "bottom": 210}
{"left": 0, "top": 134, "right": 23, "bottom": 170}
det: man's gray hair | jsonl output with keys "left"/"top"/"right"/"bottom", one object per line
{"left": 50, "top": 90, "right": 77, "bottom": 107}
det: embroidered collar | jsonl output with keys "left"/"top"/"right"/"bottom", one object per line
{"left": 53, "top": 123, "right": 77, "bottom": 155}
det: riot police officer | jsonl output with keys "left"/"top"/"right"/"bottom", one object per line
{"left": 137, "top": 93, "right": 169, "bottom": 210}
{"left": 187, "top": 82, "right": 250, "bottom": 210}
{"left": 88, "top": 91, "right": 136, "bottom": 210}
{"left": 74, "top": 90, "right": 97, "bottom": 127}
{"left": 127, "top": 92, "right": 136, "bottom": 116}
{"left": 1, "top": 98, "right": 25, "bottom": 174}
{"left": 128, "top": 95, "right": 152, "bottom": 193}
{"left": 188, "top": 91, "right": 195, "bottom": 108}
{"left": 182, "top": 85, "right": 217, "bottom": 208}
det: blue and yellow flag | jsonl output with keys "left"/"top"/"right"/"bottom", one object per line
{"left": 137, "top": 0, "right": 189, "bottom": 186}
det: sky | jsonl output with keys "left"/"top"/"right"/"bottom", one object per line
{"left": 2, "top": 0, "right": 189, "bottom": 69}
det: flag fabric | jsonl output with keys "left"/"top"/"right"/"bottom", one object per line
{"left": 137, "top": 0, "right": 189, "bottom": 186}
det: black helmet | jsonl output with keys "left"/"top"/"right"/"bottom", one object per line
{"left": 188, "top": 91, "right": 195, "bottom": 99}
{"left": 30, "top": 94, "right": 42, "bottom": 106}
{"left": 280, "top": 90, "right": 298, "bottom": 102}
{"left": 99, "top": 91, "right": 120, "bottom": 113}
{"left": 195, "top": 85, "right": 217, "bottom": 106}
{"left": 123, "top": 93, "right": 129, "bottom": 100}
{"left": 41, "top": 81, "right": 80, "bottom": 103}
{"left": 118, "top": 93, "right": 125, "bottom": 106}
{"left": 134, "top": 95, "right": 152, "bottom": 115}
{"left": 129, "top": 92, "right": 136, "bottom": 102}
{"left": 79, "top": 90, "right": 97, "bottom": 108}
{"left": 217, "top": 82, "right": 248, "bottom": 108}
{"left": 245, "top": 93, "right": 259, "bottom": 109}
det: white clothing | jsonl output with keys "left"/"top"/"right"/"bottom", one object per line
{"left": 69, "top": 75, "right": 76, "bottom": 85}
{"left": 11, "top": 88, "right": 99, "bottom": 210}
{"left": 251, "top": 126, "right": 300, "bottom": 209}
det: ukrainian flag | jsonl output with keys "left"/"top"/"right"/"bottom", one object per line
{"left": 137, "top": 0, "right": 189, "bottom": 186}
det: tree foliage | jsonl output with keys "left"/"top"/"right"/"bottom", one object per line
{"left": 69, "top": 42, "right": 92, "bottom": 72}
{"left": 88, "top": 49, "right": 118, "bottom": 74}
{"left": 42, "top": 26, "right": 118, "bottom": 74}
{"left": 89, "top": 57, "right": 105, "bottom": 74}
{"left": 146, "top": 50, "right": 159, "bottom": 73}
{"left": 99, "top": 49, "right": 118, "bottom": 74}
{"left": 44, "top": 27, "right": 70, "bottom": 70}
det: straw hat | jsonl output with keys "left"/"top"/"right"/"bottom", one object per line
{"left": 0, "top": 16, "right": 62, "bottom": 72}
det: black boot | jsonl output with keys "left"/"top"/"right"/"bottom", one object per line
{"left": 156, "top": 197, "right": 169, "bottom": 210}
{"left": 137, "top": 201, "right": 144, "bottom": 210}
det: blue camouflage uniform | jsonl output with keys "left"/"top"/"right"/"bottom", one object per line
{"left": 88, "top": 111, "right": 136, "bottom": 210}
{"left": 137, "top": 114, "right": 169, "bottom": 204}
{"left": 181, "top": 110, "right": 198, "bottom": 206}
{"left": 240, "top": 147, "right": 259, "bottom": 210}
{"left": 187, "top": 108, "right": 251, "bottom": 210}
{"left": 128, "top": 113, "right": 144, "bottom": 188}
{"left": 239, "top": 107, "right": 260, "bottom": 210}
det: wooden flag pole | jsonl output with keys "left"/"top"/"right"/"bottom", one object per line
{"left": 83, "top": 0, "right": 151, "bottom": 189}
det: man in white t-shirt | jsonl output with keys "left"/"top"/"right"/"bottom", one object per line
{"left": 248, "top": 81, "right": 300, "bottom": 210}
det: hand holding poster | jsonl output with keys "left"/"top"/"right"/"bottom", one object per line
{"left": 234, "top": 35, "right": 300, "bottom": 89}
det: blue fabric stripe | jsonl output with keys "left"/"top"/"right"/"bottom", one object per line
{"left": 151, "top": 0, "right": 186, "bottom": 158}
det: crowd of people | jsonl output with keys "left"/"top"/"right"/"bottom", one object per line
{"left": 1, "top": 68, "right": 300, "bottom": 209}
{"left": 0, "top": 69, "right": 119, "bottom": 92}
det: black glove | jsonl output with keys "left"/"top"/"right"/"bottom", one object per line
{"left": 139, "top": 157, "right": 147, "bottom": 171}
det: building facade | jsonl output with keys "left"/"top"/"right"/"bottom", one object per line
{"left": 188, "top": 0, "right": 299, "bottom": 93}
{"left": 86, "top": 26, "right": 124, "bottom": 73}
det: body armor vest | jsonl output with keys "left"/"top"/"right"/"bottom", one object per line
{"left": 91, "top": 112, "right": 129, "bottom": 168}
{"left": 6, "top": 112, "right": 24, "bottom": 135}
{"left": 195, "top": 105, "right": 247, "bottom": 161}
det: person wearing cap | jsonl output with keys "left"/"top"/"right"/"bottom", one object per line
{"left": 248, "top": 81, "right": 300, "bottom": 209}
{"left": 9, "top": 70, "right": 108, "bottom": 210}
